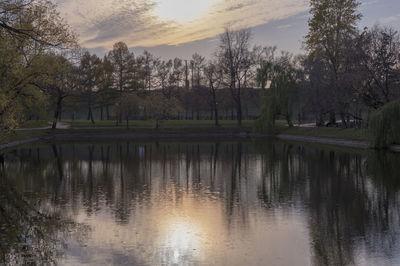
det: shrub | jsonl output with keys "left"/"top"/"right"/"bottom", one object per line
{"left": 369, "top": 100, "right": 400, "bottom": 148}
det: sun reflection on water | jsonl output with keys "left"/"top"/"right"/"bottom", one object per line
{"left": 162, "top": 219, "right": 202, "bottom": 264}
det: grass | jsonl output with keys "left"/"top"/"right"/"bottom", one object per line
{"left": 0, "top": 120, "right": 255, "bottom": 148}
{"left": 20, "top": 120, "right": 50, "bottom": 128}
{"left": 64, "top": 120, "right": 255, "bottom": 129}
{"left": 276, "top": 125, "right": 368, "bottom": 142}
{"left": 0, "top": 130, "right": 49, "bottom": 144}
{"left": 0, "top": 119, "right": 374, "bottom": 151}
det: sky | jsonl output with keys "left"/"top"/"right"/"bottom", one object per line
{"left": 55, "top": 0, "right": 400, "bottom": 59}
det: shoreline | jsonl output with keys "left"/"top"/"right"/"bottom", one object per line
{"left": 277, "top": 134, "right": 400, "bottom": 152}
{"left": 1, "top": 128, "right": 400, "bottom": 152}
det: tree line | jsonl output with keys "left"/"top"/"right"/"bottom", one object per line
{"left": 1, "top": 0, "right": 400, "bottom": 143}
{"left": 256, "top": 0, "right": 400, "bottom": 148}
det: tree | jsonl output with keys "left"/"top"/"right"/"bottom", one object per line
{"left": 305, "top": 0, "right": 362, "bottom": 125}
{"left": 108, "top": 42, "right": 136, "bottom": 123}
{"left": 0, "top": 0, "right": 77, "bottom": 48}
{"left": 36, "top": 54, "right": 79, "bottom": 129}
{"left": 191, "top": 53, "right": 205, "bottom": 88}
{"left": 256, "top": 55, "right": 299, "bottom": 133}
{"left": 139, "top": 50, "right": 156, "bottom": 91}
{"left": 145, "top": 93, "right": 182, "bottom": 129}
{"left": 117, "top": 92, "right": 141, "bottom": 128}
{"left": 97, "top": 55, "right": 117, "bottom": 120}
{"left": 78, "top": 52, "right": 102, "bottom": 124}
{"left": 358, "top": 26, "right": 400, "bottom": 109}
{"left": 0, "top": 0, "right": 77, "bottom": 130}
{"left": 369, "top": 100, "right": 400, "bottom": 148}
{"left": 217, "top": 28, "right": 255, "bottom": 126}
{"left": 204, "top": 61, "right": 223, "bottom": 126}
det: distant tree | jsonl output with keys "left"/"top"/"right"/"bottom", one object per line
{"left": 169, "top": 58, "right": 184, "bottom": 88}
{"left": 145, "top": 93, "right": 182, "bottom": 129}
{"left": 191, "top": 53, "right": 205, "bottom": 88}
{"left": 116, "top": 92, "right": 141, "bottom": 128}
{"left": 97, "top": 55, "right": 118, "bottom": 120}
{"left": 217, "top": 28, "right": 255, "bottom": 126}
{"left": 108, "top": 42, "right": 136, "bottom": 122}
{"left": 78, "top": 52, "right": 102, "bottom": 124}
{"left": 204, "top": 61, "right": 223, "bottom": 126}
{"left": 139, "top": 51, "right": 157, "bottom": 91}
{"left": 358, "top": 26, "right": 400, "bottom": 109}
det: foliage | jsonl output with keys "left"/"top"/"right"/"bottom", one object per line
{"left": 116, "top": 92, "right": 141, "bottom": 128}
{"left": 369, "top": 100, "right": 400, "bottom": 148}
{"left": 305, "top": 0, "right": 362, "bottom": 125}
{"left": 255, "top": 59, "right": 299, "bottom": 134}
{"left": 145, "top": 93, "right": 182, "bottom": 128}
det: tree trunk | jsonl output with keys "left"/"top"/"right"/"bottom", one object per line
{"left": 214, "top": 105, "right": 219, "bottom": 127}
{"left": 237, "top": 104, "right": 242, "bottom": 127}
{"left": 52, "top": 97, "right": 63, "bottom": 129}
{"left": 316, "top": 113, "right": 324, "bottom": 127}
{"left": 340, "top": 113, "right": 347, "bottom": 128}
{"left": 100, "top": 107, "right": 104, "bottom": 121}
{"left": 88, "top": 105, "right": 95, "bottom": 124}
{"left": 328, "top": 111, "right": 336, "bottom": 126}
{"left": 286, "top": 115, "right": 293, "bottom": 127}
{"left": 106, "top": 106, "right": 110, "bottom": 120}
{"left": 58, "top": 107, "right": 62, "bottom": 121}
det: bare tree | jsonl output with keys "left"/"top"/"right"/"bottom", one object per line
{"left": 217, "top": 28, "right": 254, "bottom": 126}
{"left": 358, "top": 26, "right": 400, "bottom": 109}
{"left": 204, "top": 61, "right": 223, "bottom": 126}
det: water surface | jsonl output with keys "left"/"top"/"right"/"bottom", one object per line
{"left": 1, "top": 140, "right": 400, "bottom": 265}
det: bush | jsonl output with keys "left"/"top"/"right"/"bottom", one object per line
{"left": 369, "top": 100, "right": 400, "bottom": 148}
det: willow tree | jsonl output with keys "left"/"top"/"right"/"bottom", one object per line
{"left": 256, "top": 58, "right": 299, "bottom": 134}
{"left": 369, "top": 100, "right": 400, "bottom": 148}
{"left": 305, "top": 0, "right": 362, "bottom": 125}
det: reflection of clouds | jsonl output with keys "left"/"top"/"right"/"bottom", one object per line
{"left": 55, "top": 0, "right": 308, "bottom": 48}
{"left": 62, "top": 188, "right": 310, "bottom": 266}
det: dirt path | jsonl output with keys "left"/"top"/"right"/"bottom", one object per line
{"left": 16, "top": 122, "right": 70, "bottom": 131}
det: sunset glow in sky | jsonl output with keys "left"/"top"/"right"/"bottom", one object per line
{"left": 54, "top": 0, "right": 400, "bottom": 58}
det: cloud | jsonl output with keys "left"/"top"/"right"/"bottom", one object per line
{"left": 379, "top": 13, "right": 400, "bottom": 24}
{"left": 55, "top": 0, "right": 309, "bottom": 49}
{"left": 277, "top": 24, "right": 293, "bottom": 29}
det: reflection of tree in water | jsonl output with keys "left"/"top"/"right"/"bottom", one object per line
{"left": 0, "top": 167, "right": 89, "bottom": 265}
{"left": 2, "top": 141, "right": 400, "bottom": 265}
{"left": 255, "top": 140, "right": 400, "bottom": 266}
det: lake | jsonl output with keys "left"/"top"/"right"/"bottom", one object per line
{"left": 1, "top": 139, "right": 400, "bottom": 265}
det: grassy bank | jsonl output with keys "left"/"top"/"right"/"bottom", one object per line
{"left": 1, "top": 120, "right": 255, "bottom": 148}
{"left": 0, "top": 130, "right": 50, "bottom": 144}
{"left": 65, "top": 120, "right": 254, "bottom": 129}
{"left": 276, "top": 125, "right": 368, "bottom": 141}
{"left": 0, "top": 120, "right": 375, "bottom": 151}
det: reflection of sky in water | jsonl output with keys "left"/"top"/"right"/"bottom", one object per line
{"left": 3, "top": 141, "right": 400, "bottom": 266}
{"left": 62, "top": 191, "right": 311, "bottom": 266}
